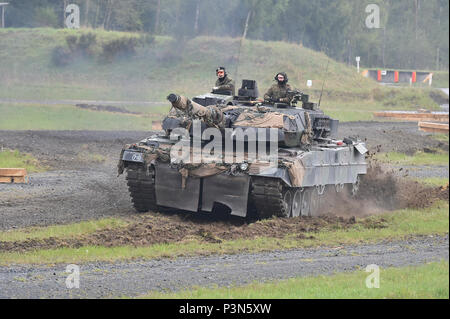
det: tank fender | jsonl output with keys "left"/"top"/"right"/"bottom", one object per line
{"left": 249, "top": 166, "right": 292, "bottom": 187}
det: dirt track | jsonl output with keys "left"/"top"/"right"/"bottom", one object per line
{"left": 0, "top": 121, "right": 448, "bottom": 230}
{"left": 0, "top": 131, "right": 144, "bottom": 230}
{"left": 0, "top": 235, "right": 447, "bottom": 298}
{"left": 0, "top": 122, "right": 448, "bottom": 299}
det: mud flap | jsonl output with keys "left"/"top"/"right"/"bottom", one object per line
{"left": 202, "top": 174, "right": 250, "bottom": 217}
{"left": 155, "top": 163, "right": 200, "bottom": 212}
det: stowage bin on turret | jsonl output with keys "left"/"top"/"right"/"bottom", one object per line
{"left": 118, "top": 80, "right": 367, "bottom": 218}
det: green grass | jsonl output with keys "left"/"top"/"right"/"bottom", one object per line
{"left": 0, "top": 28, "right": 377, "bottom": 100}
{"left": 416, "top": 177, "right": 449, "bottom": 188}
{"left": 375, "top": 150, "right": 449, "bottom": 166}
{"left": 139, "top": 261, "right": 449, "bottom": 299}
{"left": 431, "top": 134, "right": 449, "bottom": 143}
{"left": 0, "top": 217, "right": 129, "bottom": 242}
{"left": 0, "top": 149, "right": 43, "bottom": 172}
{"left": 0, "top": 202, "right": 447, "bottom": 265}
{"left": 0, "top": 28, "right": 444, "bottom": 124}
{"left": 0, "top": 103, "right": 165, "bottom": 130}
{"left": 431, "top": 71, "right": 450, "bottom": 88}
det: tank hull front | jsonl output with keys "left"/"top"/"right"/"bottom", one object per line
{"left": 154, "top": 163, "right": 250, "bottom": 217}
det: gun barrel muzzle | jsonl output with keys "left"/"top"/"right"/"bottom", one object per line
{"left": 167, "top": 93, "right": 180, "bottom": 104}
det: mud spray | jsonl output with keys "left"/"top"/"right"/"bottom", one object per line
{"left": 319, "top": 162, "right": 448, "bottom": 218}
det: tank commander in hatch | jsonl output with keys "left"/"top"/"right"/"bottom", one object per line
{"left": 212, "top": 66, "right": 235, "bottom": 96}
{"left": 264, "top": 72, "right": 293, "bottom": 104}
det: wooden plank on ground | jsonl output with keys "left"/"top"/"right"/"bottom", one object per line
{"left": 0, "top": 168, "right": 28, "bottom": 184}
{"left": 374, "top": 111, "right": 449, "bottom": 122}
{"left": 418, "top": 122, "right": 449, "bottom": 134}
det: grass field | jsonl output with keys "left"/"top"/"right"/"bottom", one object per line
{"left": 431, "top": 71, "right": 450, "bottom": 88}
{"left": 140, "top": 261, "right": 449, "bottom": 299}
{"left": 416, "top": 177, "right": 449, "bottom": 188}
{"left": 0, "top": 103, "right": 161, "bottom": 131}
{"left": 0, "top": 149, "right": 43, "bottom": 172}
{"left": 0, "top": 28, "right": 447, "bottom": 126}
{"left": 0, "top": 201, "right": 447, "bottom": 265}
{"left": 375, "top": 150, "right": 449, "bottom": 166}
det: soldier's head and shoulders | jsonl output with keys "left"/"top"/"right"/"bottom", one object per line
{"left": 213, "top": 66, "right": 235, "bottom": 96}
{"left": 265, "top": 72, "right": 292, "bottom": 95}
{"left": 215, "top": 67, "right": 233, "bottom": 84}
{"left": 271, "top": 72, "right": 290, "bottom": 89}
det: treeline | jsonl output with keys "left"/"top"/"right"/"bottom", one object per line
{"left": 4, "top": 0, "right": 449, "bottom": 70}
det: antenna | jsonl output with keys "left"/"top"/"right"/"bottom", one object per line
{"left": 234, "top": 37, "right": 244, "bottom": 82}
{"left": 234, "top": 8, "right": 252, "bottom": 82}
{"left": 318, "top": 59, "right": 330, "bottom": 108}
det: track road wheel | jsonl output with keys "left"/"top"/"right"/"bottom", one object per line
{"left": 292, "top": 189, "right": 303, "bottom": 217}
{"left": 347, "top": 175, "right": 361, "bottom": 197}
{"left": 351, "top": 175, "right": 361, "bottom": 197}
{"left": 301, "top": 187, "right": 321, "bottom": 217}
{"left": 280, "top": 189, "right": 293, "bottom": 218}
{"left": 309, "top": 188, "right": 320, "bottom": 216}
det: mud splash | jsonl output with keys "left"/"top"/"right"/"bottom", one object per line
{"left": 319, "top": 163, "right": 448, "bottom": 218}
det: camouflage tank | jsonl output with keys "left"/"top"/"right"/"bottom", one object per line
{"left": 118, "top": 80, "right": 367, "bottom": 218}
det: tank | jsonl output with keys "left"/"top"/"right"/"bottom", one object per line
{"left": 118, "top": 79, "right": 368, "bottom": 218}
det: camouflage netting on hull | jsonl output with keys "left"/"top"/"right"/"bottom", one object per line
{"left": 119, "top": 139, "right": 319, "bottom": 190}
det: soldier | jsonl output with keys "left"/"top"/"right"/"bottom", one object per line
{"left": 212, "top": 67, "right": 235, "bottom": 96}
{"left": 264, "top": 72, "right": 293, "bottom": 104}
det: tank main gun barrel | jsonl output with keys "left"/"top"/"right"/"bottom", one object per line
{"left": 166, "top": 93, "right": 225, "bottom": 128}
{"left": 167, "top": 94, "right": 190, "bottom": 111}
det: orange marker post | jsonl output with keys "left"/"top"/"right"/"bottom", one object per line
{"left": 394, "top": 71, "right": 399, "bottom": 83}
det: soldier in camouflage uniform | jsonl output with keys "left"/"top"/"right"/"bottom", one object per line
{"left": 264, "top": 72, "right": 293, "bottom": 104}
{"left": 212, "top": 67, "right": 235, "bottom": 96}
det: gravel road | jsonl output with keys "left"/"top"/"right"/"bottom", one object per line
{"left": 0, "top": 168, "right": 132, "bottom": 230}
{"left": 0, "top": 131, "right": 148, "bottom": 230}
{"left": 389, "top": 165, "right": 449, "bottom": 179}
{"left": 0, "top": 235, "right": 447, "bottom": 299}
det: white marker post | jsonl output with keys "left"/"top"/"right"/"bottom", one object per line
{"left": 0, "top": 3, "right": 8, "bottom": 28}
{"left": 356, "top": 56, "right": 361, "bottom": 73}
{"left": 306, "top": 80, "right": 312, "bottom": 88}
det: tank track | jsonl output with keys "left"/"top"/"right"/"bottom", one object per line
{"left": 250, "top": 177, "right": 289, "bottom": 218}
{"left": 126, "top": 164, "right": 157, "bottom": 213}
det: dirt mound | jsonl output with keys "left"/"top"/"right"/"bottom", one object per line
{"left": 0, "top": 214, "right": 358, "bottom": 252}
